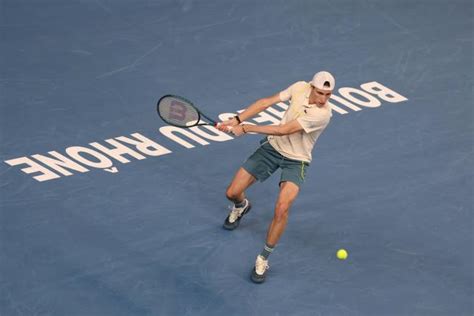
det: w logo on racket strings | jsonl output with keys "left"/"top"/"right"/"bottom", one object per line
{"left": 169, "top": 100, "right": 194, "bottom": 122}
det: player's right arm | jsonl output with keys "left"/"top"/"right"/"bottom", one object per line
{"left": 218, "top": 82, "right": 296, "bottom": 130}
{"left": 237, "top": 93, "right": 281, "bottom": 122}
{"left": 235, "top": 81, "right": 301, "bottom": 124}
{"left": 218, "top": 93, "right": 281, "bottom": 129}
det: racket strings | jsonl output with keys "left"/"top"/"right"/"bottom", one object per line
{"left": 158, "top": 96, "right": 201, "bottom": 127}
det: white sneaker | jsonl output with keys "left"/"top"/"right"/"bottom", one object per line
{"left": 223, "top": 199, "right": 251, "bottom": 230}
{"left": 251, "top": 255, "right": 269, "bottom": 283}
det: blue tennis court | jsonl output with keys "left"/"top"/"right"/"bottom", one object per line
{"left": 1, "top": 0, "right": 472, "bottom": 315}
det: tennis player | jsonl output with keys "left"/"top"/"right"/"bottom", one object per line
{"left": 217, "top": 71, "right": 335, "bottom": 283}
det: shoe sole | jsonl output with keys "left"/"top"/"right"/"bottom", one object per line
{"left": 251, "top": 269, "right": 266, "bottom": 284}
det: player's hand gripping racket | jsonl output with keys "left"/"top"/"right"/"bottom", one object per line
{"left": 157, "top": 95, "right": 232, "bottom": 132}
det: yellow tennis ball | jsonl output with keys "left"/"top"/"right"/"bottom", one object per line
{"left": 337, "top": 249, "right": 348, "bottom": 260}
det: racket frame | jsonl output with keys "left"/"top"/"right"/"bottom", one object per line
{"left": 157, "top": 94, "right": 217, "bottom": 128}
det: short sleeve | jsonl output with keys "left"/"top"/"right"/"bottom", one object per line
{"left": 279, "top": 82, "right": 300, "bottom": 102}
{"left": 279, "top": 81, "right": 309, "bottom": 102}
{"left": 296, "top": 112, "right": 330, "bottom": 133}
{"left": 279, "top": 86, "right": 292, "bottom": 102}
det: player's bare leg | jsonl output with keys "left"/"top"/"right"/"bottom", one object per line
{"left": 266, "top": 181, "right": 300, "bottom": 245}
{"left": 223, "top": 168, "right": 257, "bottom": 230}
{"left": 252, "top": 181, "right": 300, "bottom": 283}
{"left": 225, "top": 167, "right": 256, "bottom": 203}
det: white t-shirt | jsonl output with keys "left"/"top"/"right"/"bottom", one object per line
{"left": 268, "top": 81, "right": 332, "bottom": 163}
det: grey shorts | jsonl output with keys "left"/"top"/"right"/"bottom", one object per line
{"left": 242, "top": 139, "right": 310, "bottom": 187}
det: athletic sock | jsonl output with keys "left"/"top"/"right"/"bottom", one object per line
{"left": 259, "top": 242, "right": 275, "bottom": 260}
{"left": 234, "top": 199, "right": 247, "bottom": 208}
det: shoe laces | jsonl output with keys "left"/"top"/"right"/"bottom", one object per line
{"left": 228, "top": 199, "right": 248, "bottom": 223}
{"left": 255, "top": 255, "right": 269, "bottom": 275}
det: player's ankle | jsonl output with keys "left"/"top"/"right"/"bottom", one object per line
{"left": 234, "top": 198, "right": 247, "bottom": 208}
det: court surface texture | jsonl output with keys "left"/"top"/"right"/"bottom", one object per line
{"left": 1, "top": 0, "right": 472, "bottom": 315}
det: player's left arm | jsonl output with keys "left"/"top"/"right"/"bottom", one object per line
{"left": 233, "top": 119, "right": 303, "bottom": 136}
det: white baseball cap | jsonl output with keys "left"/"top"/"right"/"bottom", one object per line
{"left": 311, "top": 71, "right": 335, "bottom": 91}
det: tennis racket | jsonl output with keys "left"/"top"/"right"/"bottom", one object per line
{"left": 157, "top": 94, "right": 221, "bottom": 128}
